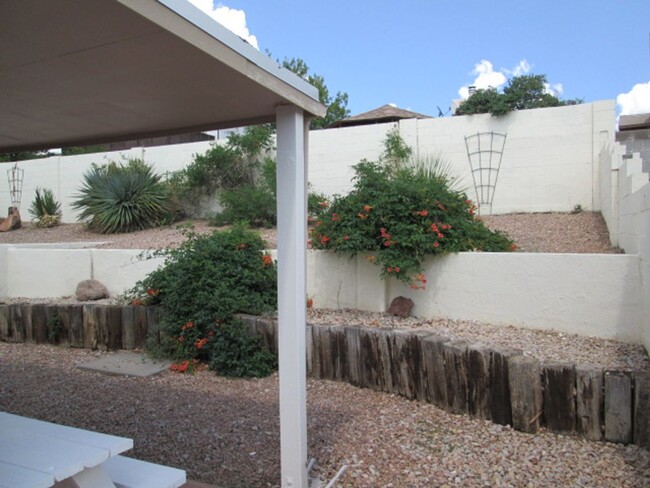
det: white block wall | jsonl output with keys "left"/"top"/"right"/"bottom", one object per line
{"left": 0, "top": 141, "right": 213, "bottom": 223}
{"left": 0, "top": 101, "right": 615, "bottom": 222}
{"left": 600, "top": 141, "right": 650, "bottom": 352}
{"left": 309, "top": 100, "right": 616, "bottom": 214}
{"left": 308, "top": 251, "right": 643, "bottom": 344}
{"left": 1, "top": 245, "right": 165, "bottom": 298}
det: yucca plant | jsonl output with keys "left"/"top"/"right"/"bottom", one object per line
{"left": 29, "top": 187, "right": 61, "bottom": 228}
{"left": 72, "top": 159, "right": 169, "bottom": 234}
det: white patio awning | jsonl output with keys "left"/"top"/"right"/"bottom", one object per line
{"left": 1, "top": 1, "right": 325, "bottom": 487}
{"left": 0, "top": 0, "right": 324, "bottom": 151}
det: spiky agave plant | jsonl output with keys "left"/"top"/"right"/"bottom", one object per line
{"left": 29, "top": 187, "right": 62, "bottom": 228}
{"left": 72, "top": 159, "right": 169, "bottom": 233}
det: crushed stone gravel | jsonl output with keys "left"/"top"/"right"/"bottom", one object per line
{"left": 1, "top": 342, "right": 648, "bottom": 487}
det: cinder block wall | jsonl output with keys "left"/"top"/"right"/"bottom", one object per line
{"left": 309, "top": 101, "right": 616, "bottom": 214}
{"left": 0, "top": 101, "right": 615, "bottom": 221}
{"left": 600, "top": 140, "right": 650, "bottom": 352}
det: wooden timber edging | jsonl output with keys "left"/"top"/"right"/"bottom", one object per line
{"left": 1, "top": 303, "right": 648, "bottom": 447}
{"left": 236, "top": 315, "right": 650, "bottom": 449}
{"left": 0, "top": 303, "right": 157, "bottom": 351}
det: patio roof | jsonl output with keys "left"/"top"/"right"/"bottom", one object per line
{"left": 0, "top": 0, "right": 325, "bottom": 152}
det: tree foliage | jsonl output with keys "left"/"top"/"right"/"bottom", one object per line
{"left": 281, "top": 57, "right": 350, "bottom": 129}
{"left": 0, "top": 151, "right": 51, "bottom": 162}
{"left": 456, "top": 74, "right": 582, "bottom": 117}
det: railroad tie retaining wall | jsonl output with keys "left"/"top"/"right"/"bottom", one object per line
{"left": 1, "top": 304, "right": 648, "bottom": 448}
{"left": 0, "top": 303, "right": 156, "bottom": 351}
{"left": 236, "top": 315, "right": 649, "bottom": 448}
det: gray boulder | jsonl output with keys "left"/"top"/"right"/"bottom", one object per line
{"left": 75, "top": 279, "right": 109, "bottom": 301}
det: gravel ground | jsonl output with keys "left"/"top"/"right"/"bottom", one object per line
{"left": 0, "top": 220, "right": 277, "bottom": 250}
{"left": 1, "top": 342, "right": 648, "bottom": 488}
{"left": 479, "top": 212, "right": 620, "bottom": 254}
{"left": 0, "top": 212, "right": 618, "bottom": 253}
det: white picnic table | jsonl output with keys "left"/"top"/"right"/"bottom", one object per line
{"left": 0, "top": 412, "right": 185, "bottom": 488}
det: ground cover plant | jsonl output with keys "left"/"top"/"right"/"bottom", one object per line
{"left": 310, "top": 130, "right": 515, "bottom": 287}
{"left": 72, "top": 158, "right": 169, "bottom": 233}
{"left": 129, "top": 224, "right": 277, "bottom": 377}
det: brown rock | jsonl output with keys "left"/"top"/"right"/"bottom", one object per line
{"left": 388, "top": 296, "right": 414, "bottom": 318}
{"left": 0, "top": 207, "right": 21, "bottom": 232}
{"left": 75, "top": 279, "right": 109, "bottom": 301}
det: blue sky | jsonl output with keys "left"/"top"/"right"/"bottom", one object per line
{"left": 189, "top": 0, "right": 650, "bottom": 117}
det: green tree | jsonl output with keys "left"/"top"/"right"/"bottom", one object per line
{"left": 281, "top": 57, "right": 350, "bottom": 129}
{"left": 456, "top": 74, "right": 582, "bottom": 117}
{"left": 61, "top": 145, "right": 107, "bottom": 156}
{"left": 0, "top": 151, "right": 51, "bottom": 162}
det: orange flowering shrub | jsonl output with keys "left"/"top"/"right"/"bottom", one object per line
{"left": 311, "top": 161, "right": 515, "bottom": 287}
{"left": 130, "top": 224, "right": 277, "bottom": 377}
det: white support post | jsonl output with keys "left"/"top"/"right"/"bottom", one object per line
{"left": 276, "top": 104, "right": 308, "bottom": 488}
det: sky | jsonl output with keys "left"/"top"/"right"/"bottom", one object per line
{"left": 189, "top": 0, "right": 650, "bottom": 118}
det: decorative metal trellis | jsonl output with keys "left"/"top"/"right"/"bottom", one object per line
{"left": 7, "top": 162, "right": 24, "bottom": 208}
{"left": 464, "top": 131, "right": 507, "bottom": 215}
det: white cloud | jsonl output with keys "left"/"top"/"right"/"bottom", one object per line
{"left": 510, "top": 59, "right": 532, "bottom": 77}
{"left": 457, "top": 59, "right": 531, "bottom": 99}
{"left": 617, "top": 81, "right": 650, "bottom": 115}
{"left": 188, "top": 0, "right": 259, "bottom": 49}
{"left": 544, "top": 82, "right": 564, "bottom": 97}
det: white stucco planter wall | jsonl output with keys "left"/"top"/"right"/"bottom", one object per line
{"left": 6, "top": 248, "right": 93, "bottom": 298}
{"left": 90, "top": 249, "right": 166, "bottom": 297}
{"left": 308, "top": 250, "right": 643, "bottom": 344}
{"left": 393, "top": 253, "right": 642, "bottom": 343}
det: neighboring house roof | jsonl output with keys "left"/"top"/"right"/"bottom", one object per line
{"left": 619, "top": 113, "right": 650, "bottom": 131}
{"left": 330, "top": 104, "right": 432, "bottom": 128}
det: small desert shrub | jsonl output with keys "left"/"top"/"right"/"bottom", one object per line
{"left": 211, "top": 158, "right": 277, "bottom": 227}
{"left": 29, "top": 188, "right": 61, "bottom": 227}
{"left": 167, "top": 125, "right": 275, "bottom": 219}
{"left": 72, "top": 159, "right": 169, "bottom": 233}
{"left": 130, "top": 224, "right": 277, "bottom": 377}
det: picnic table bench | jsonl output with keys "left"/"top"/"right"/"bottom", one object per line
{"left": 0, "top": 412, "right": 185, "bottom": 488}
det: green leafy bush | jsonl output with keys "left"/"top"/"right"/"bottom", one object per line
{"left": 166, "top": 125, "right": 275, "bottom": 219}
{"left": 308, "top": 187, "right": 330, "bottom": 222}
{"left": 208, "top": 319, "right": 277, "bottom": 377}
{"left": 29, "top": 188, "right": 61, "bottom": 228}
{"left": 382, "top": 127, "right": 413, "bottom": 172}
{"left": 183, "top": 144, "right": 244, "bottom": 194}
{"left": 310, "top": 160, "right": 515, "bottom": 287}
{"left": 130, "top": 224, "right": 277, "bottom": 377}
{"left": 211, "top": 185, "right": 277, "bottom": 227}
{"left": 72, "top": 159, "right": 169, "bottom": 233}
{"left": 211, "top": 158, "right": 277, "bottom": 227}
